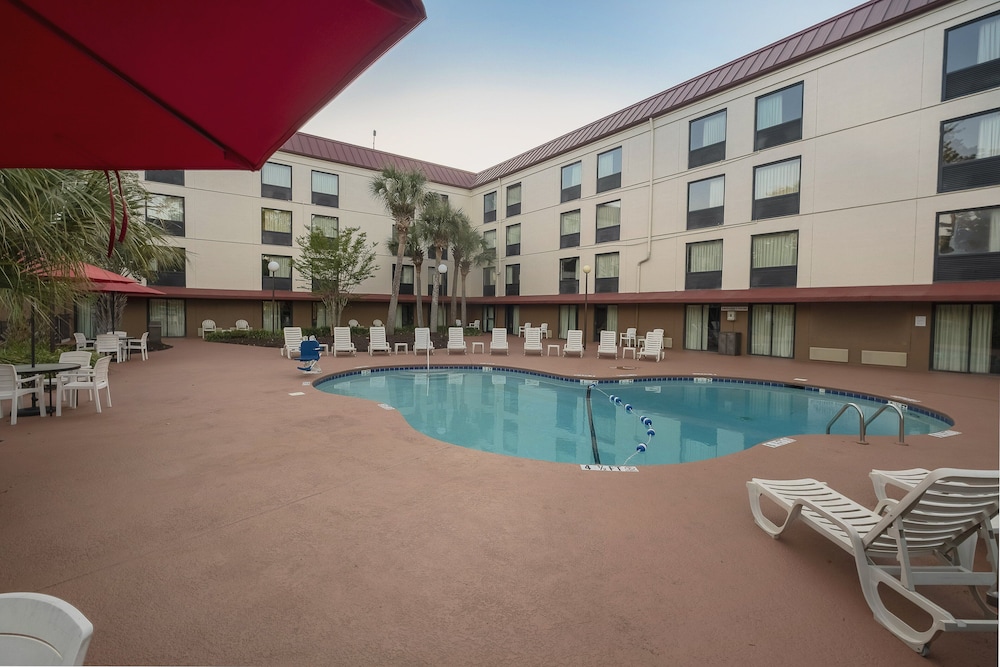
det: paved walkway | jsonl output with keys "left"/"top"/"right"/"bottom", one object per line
{"left": 1, "top": 336, "right": 997, "bottom": 665}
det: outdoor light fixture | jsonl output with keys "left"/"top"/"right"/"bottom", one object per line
{"left": 582, "top": 264, "right": 592, "bottom": 349}
{"left": 267, "top": 259, "right": 280, "bottom": 332}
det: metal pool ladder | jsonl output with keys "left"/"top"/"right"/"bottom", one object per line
{"left": 825, "top": 402, "right": 906, "bottom": 445}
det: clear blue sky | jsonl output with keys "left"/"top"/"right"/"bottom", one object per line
{"left": 302, "top": 0, "right": 864, "bottom": 172}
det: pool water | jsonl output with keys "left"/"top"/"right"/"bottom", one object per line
{"left": 316, "top": 368, "right": 953, "bottom": 466}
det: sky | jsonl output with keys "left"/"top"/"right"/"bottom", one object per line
{"left": 302, "top": 0, "right": 865, "bottom": 173}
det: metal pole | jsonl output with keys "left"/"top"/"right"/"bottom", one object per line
{"left": 271, "top": 279, "right": 276, "bottom": 333}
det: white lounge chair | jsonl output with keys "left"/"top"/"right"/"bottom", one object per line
{"left": 332, "top": 326, "right": 356, "bottom": 357}
{"left": 0, "top": 364, "right": 45, "bottom": 425}
{"left": 447, "top": 327, "right": 467, "bottom": 354}
{"left": 281, "top": 326, "right": 303, "bottom": 358}
{"left": 490, "top": 327, "right": 509, "bottom": 355}
{"left": 201, "top": 319, "right": 216, "bottom": 338}
{"left": 413, "top": 327, "right": 434, "bottom": 355}
{"left": 235, "top": 319, "right": 250, "bottom": 331}
{"left": 563, "top": 329, "right": 584, "bottom": 357}
{"left": 523, "top": 327, "right": 543, "bottom": 355}
{"left": 126, "top": 332, "right": 149, "bottom": 361}
{"left": 747, "top": 469, "right": 999, "bottom": 656}
{"left": 56, "top": 355, "right": 112, "bottom": 415}
{"left": 597, "top": 330, "right": 618, "bottom": 359}
{"left": 637, "top": 331, "right": 664, "bottom": 361}
{"left": 0, "top": 591, "right": 93, "bottom": 666}
{"left": 73, "top": 332, "right": 94, "bottom": 351}
{"left": 368, "top": 326, "right": 391, "bottom": 355}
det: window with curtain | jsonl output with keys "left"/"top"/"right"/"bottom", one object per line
{"left": 944, "top": 11, "right": 1000, "bottom": 100}
{"left": 262, "top": 254, "right": 292, "bottom": 291}
{"left": 483, "top": 229, "right": 496, "bottom": 250}
{"left": 935, "top": 206, "right": 1000, "bottom": 281}
{"left": 558, "top": 304, "right": 578, "bottom": 339}
{"left": 506, "top": 224, "right": 521, "bottom": 256}
{"left": 484, "top": 191, "right": 497, "bottom": 223}
{"left": 687, "top": 176, "right": 725, "bottom": 229}
{"left": 483, "top": 266, "right": 496, "bottom": 296}
{"left": 595, "top": 252, "right": 619, "bottom": 293}
{"left": 505, "top": 264, "right": 520, "bottom": 296}
{"left": 751, "top": 231, "right": 798, "bottom": 288}
{"left": 261, "top": 208, "right": 292, "bottom": 245}
{"left": 596, "top": 200, "right": 621, "bottom": 242}
{"left": 148, "top": 250, "right": 187, "bottom": 287}
{"left": 560, "top": 210, "right": 581, "bottom": 248}
{"left": 939, "top": 109, "right": 1000, "bottom": 192}
{"left": 933, "top": 303, "right": 998, "bottom": 373}
{"left": 561, "top": 161, "right": 582, "bottom": 202}
{"left": 311, "top": 170, "right": 338, "bottom": 206}
{"left": 145, "top": 170, "right": 184, "bottom": 186}
{"left": 755, "top": 83, "right": 803, "bottom": 150}
{"left": 750, "top": 304, "right": 795, "bottom": 358}
{"left": 506, "top": 183, "right": 522, "bottom": 217}
{"left": 597, "top": 147, "right": 622, "bottom": 192}
{"left": 145, "top": 193, "right": 185, "bottom": 236}
{"left": 311, "top": 214, "right": 338, "bottom": 238}
{"left": 689, "top": 110, "right": 727, "bottom": 168}
{"left": 685, "top": 304, "right": 710, "bottom": 350}
{"left": 559, "top": 257, "right": 579, "bottom": 294}
{"left": 261, "top": 161, "right": 292, "bottom": 200}
{"left": 753, "top": 158, "right": 800, "bottom": 219}
{"left": 686, "top": 240, "right": 722, "bottom": 289}
{"left": 148, "top": 298, "right": 186, "bottom": 337}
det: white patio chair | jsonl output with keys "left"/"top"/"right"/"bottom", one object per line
{"left": 281, "top": 327, "right": 302, "bottom": 358}
{"left": 126, "top": 332, "right": 149, "bottom": 361}
{"left": 637, "top": 331, "right": 664, "bottom": 361}
{"left": 73, "top": 332, "right": 94, "bottom": 351}
{"left": 490, "top": 327, "right": 509, "bottom": 355}
{"left": 523, "top": 327, "right": 543, "bottom": 355}
{"left": 413, "top": 327, "right": 434, "bottom": 355}
{"left": 56, "top": 355, "right": 112, "bottom": 415}
{"left": 597, "top": 330, "right": 618, "bottom": 359}
{"left": 0, "top": 364, "right": 45, "bottom": 425}
{"left": 620, "top": 327, "right": 637, "bottom": 348}
{"left": 562, "top": 329, "right": 584, "bottom": 357}
{"left": 94, "top": 333, "right": 124, "bottom": 363}
{"left": 518, "top": 322, "right": 531, "bottom": 337}
{"left": 348, "top": 319, "right": 360, "bottom": 328}
{"left": 539, "top": 323, "right": 551, "bottom": 339}
{"left": 471, "top": 319, "right": 480, "bottom": 331}
{"left": 368, "top": 326, "right": 391, "bottom": 355}
{"left": 447, "top": 327, "right": 467, "bottom": 354}
{"left": 235, "top": 319, "right": 250, "bottom": 331}
{"left": 0, "top": 592, "right": 93, "bottom": 666}
{"left": 200, "top": 319, "right": 216, "bottom": 338}
{"left": 47, "top": 351, "right": 94, "bottom": 392}
{"left": 747, "top": 469, "right": 999, "bottom": 656}
{"left": 333, "top": 327, "right": 357, "bottom": 357}
{"left": 372, "top": 319, "right": 383, "bottom": 327}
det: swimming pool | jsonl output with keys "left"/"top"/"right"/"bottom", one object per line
{"left": 316, "top": 367, "right": 953, "bottom": 466}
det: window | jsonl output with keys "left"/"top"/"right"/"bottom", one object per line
{"left": 427, "top": 246, "right": 448, "bottom": 261}
{"left": 687, "top": 176, "right": 725, "bottom": 229}
{"left": 148, "top": 298, "right": 186, "bottom": 337}
{"left": 392, "top": 264, "right": 415, "bottom": 295}
{"left": 311, "top": 214, "right": 338, "bottom": 238}
{"left": 484, "top": 191, "right": 497, "bottom": 223}
{"left": 689, "top": 110, "right": 727, "bottom": 168}
{"left": 935, "top": 206, "right": 1000, "bottom": 281}
{"left": 483, "top": 229, "right": 497, "bottom": 254}
{"left": 753, "top": 158, "right": 800, "bottom": 220}
{"left": 261, "top": 162, "right": 292, "bottom": 200}
{"left": 144, "top": 170, "right": 184, "bottom": 186}
{"left": 262, "top": 254, "right": 292, "bottom": 291}
{"left": 311, "top": 170, "right": 339, "bottom": 207}
{"left": 506, "top": 183, "right": 522, "bottom": 217}
{"left": 594, "top": 252, "right": 619, "bottom": 293}
{"left": 145, "top": 194, "right": 185, "bottom": 236}
{"left": 755, "top": 83, "right": 803, "bottom": 150}
{"left": 483, "top": 266, "right": 496, "bottom": 297}
{"left": 749, "top": 304, "right": 795, "bottom": 358}
{"left": 597, "top": 147, "right": 622, "bottom": 193}
{"left": 596, "top": 200, "right": 621, "bottom": 242}
{"left": 932, "top": 303, "right": 999, "bottom": 373}
{"left": 943, "top": 11, "right": 1000, "bottom": 100}
{"left": 939, "top": 109, "right": 1000, "bottom": 192}
{"left": 262, "top": 208, "right": 292, "bottom": 245}
{"left": 505, "top": 264, "right": 520, "bottom": 296}
{"left": 147, "top": 250, "right": 186, "bottom": 287}
{"left": 561, "top": 161, "right": 582, "bottom": 202}
{"left": 686, "top": 240, "right": 722, "bottom": 290}
{"left": 560, "top": 210, "right": 581, "bottom": 248}
{"left": 559, "top": 257, "right": 579, "bottom": 294}
{"left": 684, "top": 304, "right": 721, "bottom": 351}
{"left": 506, "top": 224, "right": 521, "bottom": 256}
{"left": 750, "top": 231, "right": 798, "bottom": 288}
{"left": 426, "top": 267, "right": 447, "bottom": 297}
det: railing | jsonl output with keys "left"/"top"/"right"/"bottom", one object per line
{"left": 864, "top": 403, "right": 906, "bottom": 445}
{"left": 825, "top": 402, "right": 867, "bottom": 444}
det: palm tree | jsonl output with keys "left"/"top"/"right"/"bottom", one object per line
{"left": 369, "top": 166, "right": 427, "bottom": 331}
{"left": 385, "top": 231, "right": 425, "bottom": 328}
{"left": 451, "top": 220, "right": 491, "bottom": 326}
{"left": 418, "top": 196, "right": 461, "bottom": 332}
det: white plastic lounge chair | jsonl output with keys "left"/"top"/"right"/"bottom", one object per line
{"left": 73, "top": 332, "right": 94, "bottom": 351}
{"left": 637, "top": 331, "right": 664, "bottom": 361}
{"left": 125, "top": 332, "right": 149, "bottom": 361}
{"left": 490, "top": 327, "right": 509, "bottom": 355}
{"left": 597, "top": 330, "right": 618, "bottom": 359}
{"left": 0, "top": 592, "right": 93, "bottom": 666}
{"left": 281, "top": 326, "right": 303, "bottom": 358}
{"left": 235, "top": 319, "right": 250, "bottom": 331}
{"left": 0, "top": 364, "right": 45, "bottom": 425}
{"left": 523, "top": 327, "right": 543, "bottom": 355}
{"left": 368, "top": 326, "right": 391, "bottom": 355}
{"left": 201, "top": 319, "right": 216, "bottom": 338}
{"left": 447, "top": 327, "right": 467, "bottom": 354}
{"left": 94, "top": 333, "right": 124, "bottom": 363}
{"left": 332, "top": 327, "right": 356, "bottom": 357}
{"left": 747, "top": 469, "right": 1000, "bottom": 655}
{"left": 563, "top": 329, "right": 584, "bottom": 357}
{"left": 539, "top": 323, "right": 551, "bottom": 339}
{"left": 413, "top": 327, "right": 434, "bottom": 355}
{"left": 57, "top": 355, "right": 112, "bottom": 415}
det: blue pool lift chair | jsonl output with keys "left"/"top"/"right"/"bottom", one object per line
{"left": 296, "top": 339, "right": 322, "bottom": 374}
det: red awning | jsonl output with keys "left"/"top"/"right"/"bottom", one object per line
{"left": 0, "top": 0, "right": 426, "bottom": 170}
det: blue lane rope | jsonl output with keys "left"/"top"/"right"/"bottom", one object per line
{"left": 587, "top": 383, "right": 656, "bottom": 465}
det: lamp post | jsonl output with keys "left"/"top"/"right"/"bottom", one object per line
{"left": 267, "top": 259, "right": 279, "bottom": 333}
{"left": 436, "top": 263, "right": 447, "bottom": 331}
{"left": 582, "top": 264, "right": 591, "bottom": 348}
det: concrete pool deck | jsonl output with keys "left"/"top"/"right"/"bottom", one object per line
{"left": 1, "top": 335, "right": 997, "bottom": 665}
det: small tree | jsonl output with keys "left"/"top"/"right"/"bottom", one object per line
{"left": 293, "top": 226, "right": 377, "bottom": 333}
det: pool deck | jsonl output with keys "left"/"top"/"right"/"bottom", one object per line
{"left": 1, "top": 335, "right": 997, "bottom": 665}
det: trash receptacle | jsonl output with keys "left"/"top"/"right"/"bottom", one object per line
{"left": 718, "top": 331, "right": 741, "bottom": 356}
{"left": 149, "top": 320, "right": 162, "bottom": 344}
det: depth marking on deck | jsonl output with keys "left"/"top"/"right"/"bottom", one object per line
{"left": 377, "top": 403, "right": 396, "bottom": 411}
{"left": 580, "top": 465, "right": 639, "bottom": 472}
{"left": 928, "top": 430, "right": 961, "bottom": 438}
{"left": 288, "top": 391, "right": 306, "bottom": 396}
{"left": 762, "top": 437, "right": 795, "bottom": 448}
